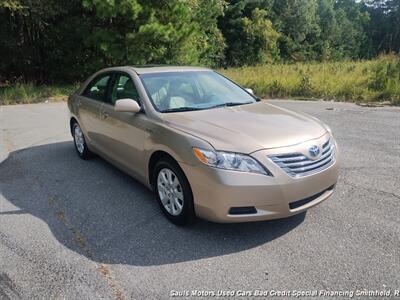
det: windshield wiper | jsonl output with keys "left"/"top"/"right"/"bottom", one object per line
{"left": 209, "top": 102, "right": 253, "bottom": 109}
{"left": 161, "top": 102, "right": 253, "bottom": 112}
{"left": 161, "top": 107, "right": 203, "bottom": 113}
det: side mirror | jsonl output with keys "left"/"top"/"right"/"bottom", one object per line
{"left": 114, "top": 99, "right": 141, "bottom": 113}
{"left": 245, "top": 88, "right": 254, "bottom": 95}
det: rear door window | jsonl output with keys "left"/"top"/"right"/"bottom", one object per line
{"left": 82, "top": 74, "right": 111, "bottom": 102}
{"left": 110, "top": 74, "right": 140, "bottom": 105}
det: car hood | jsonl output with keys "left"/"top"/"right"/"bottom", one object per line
{"left": 161, "top": 101, "right": 328, "bottom": 153}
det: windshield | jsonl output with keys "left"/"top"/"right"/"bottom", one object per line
{"left": 139, "top": 71, "right": 256, "bottom": 112}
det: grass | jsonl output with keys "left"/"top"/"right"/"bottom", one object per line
{"left": 1, "top": 55, "right": 399, "bottom": 105}
{"left": 220, "top": 54, "right": 400, "bottom": 105}
{"left": 0, "top": 83, "right": 78, "bottom": 105}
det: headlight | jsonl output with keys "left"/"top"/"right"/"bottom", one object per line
{"left": 193, "top": 147, "right": 272, "bottom": 176}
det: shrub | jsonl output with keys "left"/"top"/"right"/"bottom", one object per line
{"left": 296, "top": 70, "right": 313, "bottom": 97}
{"left": 220, "top": 55, "right": 400, "bottom": 105}
{"left": 0, "top": 84, "right": 78, "bottom": 105}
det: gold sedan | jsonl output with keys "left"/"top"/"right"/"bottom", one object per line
{"left": 68, "top": 66, "right": 339, "bottom": 225}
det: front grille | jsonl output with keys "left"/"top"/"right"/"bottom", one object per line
{"left": 268, "top": 138, "right": 335, "bottom": 177}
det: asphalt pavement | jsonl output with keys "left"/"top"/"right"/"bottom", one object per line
{"left": 0, "top": 100, "right": 399, "bottom": 299}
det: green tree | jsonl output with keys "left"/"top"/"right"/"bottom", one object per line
{"left": 219, "top": 1, "right": 279, "bottom": 66}
{"left": 316, "top": 0, "right": 340, "bottom": 60}
{"left": 240, "top": 8, "right": 279, "bottom": 65}
{"left": 81, "top": 0, "right": 226, "bottom": 67}
{"left": 187, "top": 0, "right": 226, "bottom": 67}
{"left": 82, "top": 0, "right": 194, "bottom": 65}
{"left": 0, "top": 0, "right": 89, "bottom": 82}
{"left": 0, "top": 0, "right": 226, "bottom": 82}
{"left": 364, "top": 0, "right": 400, "bottom": 55}
{"left": 272, "top": 0, "right": 321, "bottom": 61}
{"left": 335, "top": 0, "right": 369, "bottom": 59}
{"left": 1, "top": 0, "right": 400, "bottom": 84}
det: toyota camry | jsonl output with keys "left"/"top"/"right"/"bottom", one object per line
{"left": 68, "top": 66, "right": 339, "bottom": 225}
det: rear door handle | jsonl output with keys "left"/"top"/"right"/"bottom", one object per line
{"left": 100, "top": 111, "right": 109, "bottom": 119}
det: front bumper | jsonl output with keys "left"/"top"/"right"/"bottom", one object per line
{"left": 180, "top": 134, "right": 339, "bottom": 223}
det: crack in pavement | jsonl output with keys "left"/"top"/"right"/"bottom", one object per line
{"left": 0, "top": 272, "right": 21, "bottom": 300}
{"left": 47, "top": 196, "right": 127, "bottom": 300}
{"left": 343, "top": 180, "right": 400, "bottom": 200}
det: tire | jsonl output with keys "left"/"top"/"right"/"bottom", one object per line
{"left": 72, "top": 121, "right": 93, "bottom": 160}
{"left": 152, "top": 158, "right": 195, "bottom": 225}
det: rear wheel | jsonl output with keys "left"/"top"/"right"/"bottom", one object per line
{"left": 72, "top": 121, "right": 93, "bottom": 159}
{"left": 153, "top": 159, "right": 195, "bottom": 225}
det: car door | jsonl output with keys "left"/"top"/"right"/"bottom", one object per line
{"left": 78, "top": 73, "right": 112, "bottom": 150}
{"left": 98, "top": 72, "right": 148, "bottom": 181}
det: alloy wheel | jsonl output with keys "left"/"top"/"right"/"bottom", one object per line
{"left": 73, "top": 124, "right": 85, "bottom": 154}
{"left": 157, "top": 168, "right": 184, "bottom": 216}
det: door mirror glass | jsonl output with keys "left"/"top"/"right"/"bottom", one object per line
{"left": 245, "top": 88, "right": 254, "bottom": 95}
{"left": 114, "top": 99, "right": 141, "bottom": 113}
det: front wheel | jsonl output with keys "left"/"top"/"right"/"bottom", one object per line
{"left": 72, "top": 121, "right": 93, "bottom": 159}
{"left": 153, "top": 159, "right": 195, "bottom": 225}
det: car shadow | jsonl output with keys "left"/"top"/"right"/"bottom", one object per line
{"left": 0, "top": 141, "right": 305, "bottom": 266}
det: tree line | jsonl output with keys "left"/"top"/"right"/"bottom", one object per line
{"left": 0, "top": 0, "right": 399, "bottom": 83}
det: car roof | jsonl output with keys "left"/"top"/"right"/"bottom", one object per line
{"left": 126, "top": 65, "right": 211, "bottom": 75}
